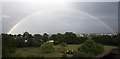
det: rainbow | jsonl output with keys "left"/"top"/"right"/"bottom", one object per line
{"left": 7, "top": 8, "right": 115, "bottom": 34}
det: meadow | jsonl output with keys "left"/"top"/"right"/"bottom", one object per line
{"left": 11, "top": 45, "right": 116, "bottom": 57}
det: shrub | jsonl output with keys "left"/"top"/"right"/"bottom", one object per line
{"left": 41, "top": 42, "right": 54, "bottom": 53}
{"left": 78, "top": 39, "right": 104, "bottom": 55}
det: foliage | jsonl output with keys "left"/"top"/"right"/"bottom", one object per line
{"left": 32, "top": 41, "right": 41, "bottom": 47}
{"left": 78, "top": 39, "right": 104, "bottom": 55}
{"left": 92, "top": 34, "right": 120, "bottom": 46}
{"left": 2, "top": 34, "right": 16, "bottom": 57}
{"left": 42, "top": 33, "right": 49, "bottom": 42}
{"left": 51, "top": 32, "right": 85, "bottom": 45}
{"left": 51, "top": 33, "right": 64, "bottom": 45}
{"left": 41, "top": 42, "right": 55, "bottom": 53}
{"left": 2, "top": 32, "right": 120, "bottom": 57}
{"left": 34, "top": 34, "right": 42, "bottom": 40}
{"left": 63, "top": 32, "right": 79, "bottom": 44}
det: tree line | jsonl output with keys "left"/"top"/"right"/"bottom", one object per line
{"left": 2, "top": 32, "right": 87, "bottom": 48}
{"left": 2, "top": 32, "right": 120, "bottom": 57}
{"left": 2, "top": 32, "right": 120, "bottom": 48}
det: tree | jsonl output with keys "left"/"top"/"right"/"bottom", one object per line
{"left": 41, "top": 42, "right": 54, "bottom": 53}
{"left": 15, "top": 35, "right": 25, "bottom": 48}
{"left": 23, "top": 32, "right": 30, "bottom": 40}
{"left": 78, "top": 39, "right": 104, "bottom": 55}
{"left": 34, "top": 34, "right": 42, "bottom": 40}
{"left": 55, "top": 33, "right": 64, "bottom": 44}
{"left": 91, "top": 34, "right": 120, "bottom": 46}
{"left": 23, "top": 32, "right": 35, "bottom": 47}
{"left": 63, "top": 32, "right": 79, "bottom": 44}
{"left": 78, "top": 36, "right": 87, "bottom": 44}
{"left": 42, "top": 33, "right": 49, "bottom": 42}
{"left": 2, "top": 33, "right": 16, "bottom": 57}
{"left": 33, "top": 34, "right": 43, "bottom": 47}
{"left": 51, "top": 34, "right": 58, "bottom": 44}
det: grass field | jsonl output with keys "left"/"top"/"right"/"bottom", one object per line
{"left": 11, "top": 45, "right": 116, "bottom": 57}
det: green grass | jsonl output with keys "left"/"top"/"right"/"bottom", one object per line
{"left": 13, "top": 47, "right": 41, "bottom": 57}
{"left": 11, "top": 45, "right": 116, "bottom": 57}
{"left": 104, "top": 45, "right": 117, "bottom": 50}
{"left": 54, "top": 44, "right": 81, "bottom": 50}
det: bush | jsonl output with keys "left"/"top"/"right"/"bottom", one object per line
{"left": 41, "top": 42, "right": 54, "bottom": 53}
{"left": 78, "top": 39, "right": 104, "bottom": 55}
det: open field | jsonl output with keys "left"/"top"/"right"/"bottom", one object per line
{"left": 11, "top": 45, "right": 116, "bottom": 57}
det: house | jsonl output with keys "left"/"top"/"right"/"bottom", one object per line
{"left": 48, "top": 40, "right": 54, "bottom": 43}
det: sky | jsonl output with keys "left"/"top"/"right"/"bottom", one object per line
{"left": 1, "top": 0, "right": 119, "bottom": 34}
